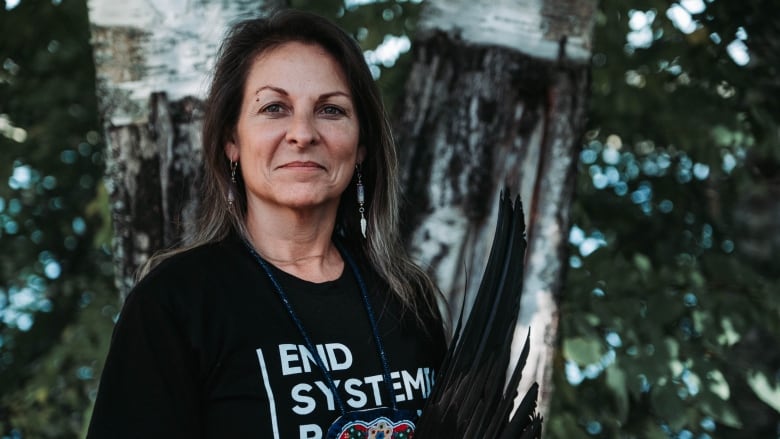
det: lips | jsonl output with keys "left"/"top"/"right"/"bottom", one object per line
{"left": 278, "top": 161, "right": 324, "bottom": 170}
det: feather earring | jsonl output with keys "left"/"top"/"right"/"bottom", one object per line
{"left": 228, "top": 160, "right": 238, "bottom": 207}
{"left": 356, "top": 164, "right": 367, "bottom": 238}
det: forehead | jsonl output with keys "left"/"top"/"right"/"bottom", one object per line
{"left": 246, "top": 41, "right": 350, "bottom": 94}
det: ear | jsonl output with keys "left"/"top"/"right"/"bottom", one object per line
{"left": 357, "top": 145, "right": 367, "bottom": 165}
{"left": 224, "top": 139, "right": 240, "bottom": 162}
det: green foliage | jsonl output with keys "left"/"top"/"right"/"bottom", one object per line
{"left": 290, "top": 0, "right": 423, "bottom": 111}
{"left": 0, "top": 288, "right": 117, "bottom": 437}
{"left": 2, "top": 0, "right": 778, "bottom": 437}
{"left": 0, "top": 0, "right": 115, "bottom": 437}
{"left": 548, "top": 0, "right": 780, "bottom": 437}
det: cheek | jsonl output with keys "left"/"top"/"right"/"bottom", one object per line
{"left": 238, "top": 130, "right": 280, "bottom": 158}
{"left": 327, "top": 126, "right": 360, "bottom": 157}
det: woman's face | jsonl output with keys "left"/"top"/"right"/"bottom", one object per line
{"left": 225, "top": 42, "right": 364, "bottom": 216}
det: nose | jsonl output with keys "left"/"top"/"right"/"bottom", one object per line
{"left": 285, "top": 112, "right": 319, "bottom": 147}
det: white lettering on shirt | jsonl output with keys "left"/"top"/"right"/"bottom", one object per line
{"left": 279, "top": 344, "right": 302, "bottom": 376}
{"left": 291, "top": 383, "right": 315, "bottom": 415}
{"left": 344, "top": 377, "right": 367, "bottom": 408}
{"left": 265, "top": 342, "right": 437, "bottom": 437}
{"left": 280, "top": 343, "right": 354, "bottom": 376}
{"left": 299, "top": 424, "right": 322, "bottom": 439}
{"left": 402, "top": 368, "right": 426, "bottom": 401}
{"left": 390, "top": 371, "right": 405, "bottom": 402}
{"left": 313, "top": 379, "right": 339, "bottom": 411}
{"left": 363, "top": 374, "right": 384, "bottom": 406}
{"left": 325, "top": 343, "right": 352, "bottom": 371}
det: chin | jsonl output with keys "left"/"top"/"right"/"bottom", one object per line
{"left": 277, "top": 185, "right": 344, "bottom": 206}
{"left": 276, "top": 193, "right": 338, "bottom": 210}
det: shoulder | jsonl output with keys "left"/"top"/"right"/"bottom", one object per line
{"left": 142, "top": 234, "right": 249, "bottom": 285}
{"left": 125, "top": 236, "right": 248, "bottom": 311}
{"left": 156, "top": 238, "right": 233, "bottom": 271}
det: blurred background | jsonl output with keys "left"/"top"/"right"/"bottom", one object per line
{"left": 1, "top": 0, "right": 778, "bottom": 437}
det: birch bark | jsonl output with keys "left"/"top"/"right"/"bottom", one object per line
{"left": 87, "top": 0, "right": 282, "bottom": 296}
{"left": 396, "top": 0, "right": 596, "bottom": 419}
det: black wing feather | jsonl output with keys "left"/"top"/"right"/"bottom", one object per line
{"left": 416, "top": 190, "right": 542, "bottom": 438}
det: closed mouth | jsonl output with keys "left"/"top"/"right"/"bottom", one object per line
{"left": 279, "top": 161, "right": 324, "bottom": 170}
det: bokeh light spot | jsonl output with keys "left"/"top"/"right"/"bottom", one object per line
{"left": 44, "top": 261, "right": 61, "bottom": 279}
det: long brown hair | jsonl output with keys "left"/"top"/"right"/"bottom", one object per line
{"left": 142, "top": 9, "right": 441, "bottom": 321}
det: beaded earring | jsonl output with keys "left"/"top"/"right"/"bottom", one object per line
{"left": 228, "top": 160, "right": 238, "bottom": 207}
{"left": 356, "top": 164, "right": 366, "bottom": 238}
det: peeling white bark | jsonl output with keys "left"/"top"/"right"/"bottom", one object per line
{"left": 419, "top": 0, "right": 596, "bottom": 62}
{"left": 89, "top": 0, "right": 283, "bottom": 124}
{"left": 399, "top": 0, "right": 595, "bottom": 423}
{"left": 514, "top": 70, "right": 586, "bottom": 410}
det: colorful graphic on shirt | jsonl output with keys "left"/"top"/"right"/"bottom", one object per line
{"left": 336, "top": 417, "right": 414, "bottom": 439}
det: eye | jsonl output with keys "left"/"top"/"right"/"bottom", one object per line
{"left": 320, "top": 105, "right": 346, "bottom": 116}
{"left": 261, "top": 103, "right": 284, "bottom": 113}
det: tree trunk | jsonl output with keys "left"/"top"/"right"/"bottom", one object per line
{"left": 395, "top": 0, "right": 596, "bottom": 420}
{"left": 87, "top": 0, "right": 283, "bottom": 297}
{"left": 88, "top": 0, "right": 596, "bottom": 422}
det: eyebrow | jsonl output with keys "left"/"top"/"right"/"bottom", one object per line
{"left": 253, "top": 86, "right": 351, "bottom": 100}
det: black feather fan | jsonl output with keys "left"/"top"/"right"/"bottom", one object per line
{"left": 416, "top": 191, "right": 542, "bottom": 438}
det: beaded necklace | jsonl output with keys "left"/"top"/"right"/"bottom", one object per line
{"left": 243, "top": 239, "right": 417, "bottom": 438}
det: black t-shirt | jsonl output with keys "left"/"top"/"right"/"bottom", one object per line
{"left": 87, "top": 234, "right": 446, "bottom": 438}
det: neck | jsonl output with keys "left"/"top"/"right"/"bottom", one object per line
{"left": 245, "top": 203, "right": 343, "bottom": 283}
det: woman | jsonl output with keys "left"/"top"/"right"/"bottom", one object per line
{"left": 87, "top": 9, "right": 446, "bottom": 439}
